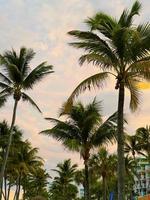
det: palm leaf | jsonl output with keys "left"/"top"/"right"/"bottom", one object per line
{"left": 64, "top": 72, "right": 109, "bottom": 111}
{"left": 92, "top": 112, "right": 118, "bottom": 146}
{"left": 86, "top": 12, "right": 117, "bottom": 39}
{"left": 23, "top": 62, "right": 54, "bottom": 89}
{"left": 0, "top": 73, "right": 12, "bottom": 84}
{"left": 119, "top": 1, "right": 141, "bottom": 27}
{"left": 21, "top": 92, "right": 42, "bottom": 113}
{"left": 6, "top": 64, "right": 22, "bottom": 84}
{"left": 0, "top": 93, "right": 10, "bottom": 107}
{"left": 68, "top": 30, "right": 118, "bottom": 63}
{"left": 128, "top": 58, "right": 150, "bottom": 81}
{"left": 79, "top": 53, "right": 118, "bottom": 72}
{"left": 40, "top": 119, "right": 81, "bottom": 141}
{"left": 19, "top": 47, "right": 35, "bottom": 76}
{"left": 0, "top": 82, "right": 12, "bottom": 89}
{"left": 125, "top": 77, "right": 141, "bottom": 112}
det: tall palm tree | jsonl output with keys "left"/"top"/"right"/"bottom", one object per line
{"left": 136, "top": 126, "right": 150, "bottom": 161}
{"left": 89, "top": 147, "right": 117, "bottom": 200}
{"left": 65, "top": 1, "right": 150, "bottom": 199}
{"left": 0, "top": 47, "right": 53, "bottom": 191}
{"left": 41, "top": 99, "right": 117, "bottom": 200}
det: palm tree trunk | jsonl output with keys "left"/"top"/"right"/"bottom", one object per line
{"left": 84, "top": 159, "right": 90, "bottom": 200}
{"left": 102, "top": 175, "right": 107, "bottom": 200}
{"left": 7, "top": 183, "right": 11, "bottom": 200}
{"left": 4, "top": 175, "right": 7, "bottom": 200}
{"left": 117, "top": 82, "right": 125, "bottom": 200}
{"left": 16, "top": 174, "right": 21, "bottom": 200}
{"left": 0, "top": 100, "right": 18, "bottom": 199}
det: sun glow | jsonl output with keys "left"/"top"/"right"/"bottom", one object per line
{"left": 138, "top": 82, "right": 150, "bottom": 90}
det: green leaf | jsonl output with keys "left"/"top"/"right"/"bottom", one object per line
{"left": 23, "top": 62, "right": 54, "bottom": 89}
{"left": 21, "top": 92, "right": 42, "bottom": 113}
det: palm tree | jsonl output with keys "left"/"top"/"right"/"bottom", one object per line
{"left": 0, "top": 121, "right": 23, "bottom": 200}
{"left": 124, "top": 134, "right": 143, "bottom": 160}
{"left": 124, "top": 156, "right": 137, "bottom": 199}
{"left": 89, "top": 147, "right": 117, "bottom": 200}
{"left": 23, "top": 168, "right": 49, "bottom": 200}
{"left": 0, "top": 47, "right": 53, "bottom": 191}
{"left": 50, "top": 159, "right": 78, "bottom": 200}
{"left": 136, "top": 126, "right": 150, "bottom": 161}
{"left": 41, "top": 99, "right": 117, "bottom": 200}
{"left": 10, "top": 140, "right": 43, "bottom": 200}
{"left": 65, "top": 1, "right": 150, "bottom": 199}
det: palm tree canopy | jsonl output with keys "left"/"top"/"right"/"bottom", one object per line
{"left": 41, "top": 99, "right": 117, "bottom": 159}
{"left": 136, "top": 126, "right": 150, "bottom": 159}
{"left": 124, "top": 134, "right": 143, "bottom": 158}
{"left": 66, "top": 0, "right": 150, "bottom": 112}
{"left": 52, "top": 159, "right": 77, "bottom": 185}
{"left": 0, "top": 47, "right": 54, "bottom": 112}
{"left": 9, "top": 140, "right": 44, "bottom": 177}
{"left": 89, "top": 147, "right": 117, "bottom": 178}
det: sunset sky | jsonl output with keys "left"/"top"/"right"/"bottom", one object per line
{"left": 0, "top": 0, "right": 149, "bottom": 176}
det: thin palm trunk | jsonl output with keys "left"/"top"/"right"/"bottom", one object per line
{"left": 102, "top": 175, "right": 107, "bottom": 200}
{"left": 0, "top": 100, "right": 18, "bottom": 198}
{"left": 16, "top": 174, "right": 21, "bottom": 200}
{"left": 4, "top": 175, "right": 7, "bottom": 200}
{"left": 7, "top": 183, "right": 11, "bottom": 200}
{"left": 84, "top": 159, "right": 90, "bottom": 200}
{"left": 117, "top": 82, "right": 125, "bottom": 200}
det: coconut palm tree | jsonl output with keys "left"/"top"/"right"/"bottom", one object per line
{"left": 124, "top": 134, "right": 143, "bottom": 160}
{"left": 41, "top": 99, "right": 117, "bottom": 200}
{"left": 50, "top": 159, "right": 78, "bottom": 200}
{"left": 65, "top": 1, "right": 150, "bottom": 199}
{"left": 0, "top": 121, "right": 23, "bottom": 200}
{"left": 0, "top": 47, "right": 53, "bottom": 191}
{"left": 23, "top": 168, "right": 49, "bottom": 200}
{"left": 136, "top": 126, "right": 150, "bottom": 161}
{"left": 89, "top": 147, "right": 117, "bottom": 200}
{"left": 10, "top": 140, "right": 43, "bottom": 200}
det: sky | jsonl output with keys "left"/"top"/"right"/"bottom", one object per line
{"left": 0, "top": 0, "right": 149, "bottom": 176}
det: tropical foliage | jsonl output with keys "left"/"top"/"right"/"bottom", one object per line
{"left": 65, "top": 1, "right": 150, "bottom": 199}
{"left": 41, "top": 99, "right": 117, "bottom": 200}
{"left": 0, "top": 47, "right": 54, "bottom": 193}
{"left": 0, "top": 1, "right": 149, "bottom": 200}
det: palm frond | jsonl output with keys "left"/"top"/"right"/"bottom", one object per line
{"left": 40, "top": 119, "right": 81, "bottom": 141}
{"left": 23, "top": 62, "right": 54, "bottom": 89}
{"left": 125, "top": 77, "right": 141, "bottom": 112}
{"left": 21, "top": 92, "right": 42, "bottom": 113}
{"left": 0, "top": 73, "right": 12, "bottom": 84}
{"left": 68, "top": 30, "right": 118, "bottom": 63}
{"left": 64, "top": 72, "right": 109, "bottom": 111}
{"left": 0, "top": 93, "right": 10, "bottom": 107}
{"left": 19, "top": 47, "right": 35, "bottom": 76}
{"left": 79, "top": 53, "right": 117, "bottom": 72}
{"left": 6, "top": 64, "right": 22, "bottom": 84}
{"left": 119, "top": 1, "right": 141, "bottom": 27}
{"left": 0, "top": 82, "right": 12, "bottom": 89}
{"left": 86, "top": 12, "right": 117, "bottom": 39}
{"left": 92, "top": 112, "right": 118, "bottom": 146}
{"left": 128, "top": 58, "right": 150, "bottom": 81}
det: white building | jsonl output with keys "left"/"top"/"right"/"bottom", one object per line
{"left": 133, "top": 158, "right": 150, "bottom": 196}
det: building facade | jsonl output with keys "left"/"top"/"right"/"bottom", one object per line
{"left": 134, "top": 158, "right": 150, "bottom": 197}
